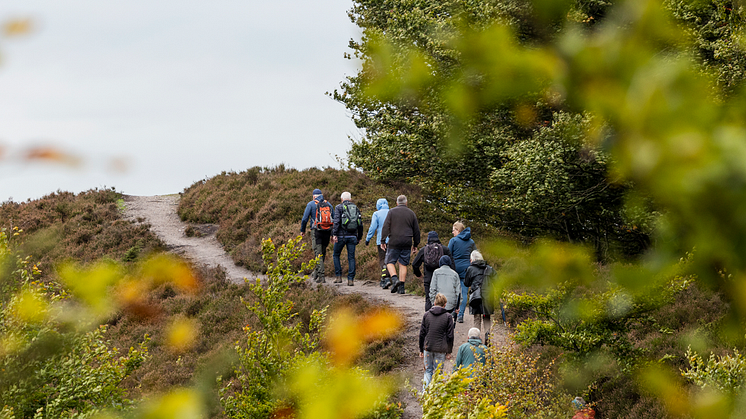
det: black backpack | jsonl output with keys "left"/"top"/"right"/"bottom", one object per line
{"left": 341, "top": 203, "right": 361, "bottom": 231}
{"left": 424, "top": 243, "right": 444, "bottom": 271}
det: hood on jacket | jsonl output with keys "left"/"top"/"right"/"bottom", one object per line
{"left": 429, "top": 306, "right": 449, "bottom": 316}
{"left": 427, "top": 231, "right": 440, "bottom": 243}
{"left": 439, "top": 255, "right": 452, "bottom": 267}
{"left": 468, "top": 337, "right": 483, "bottom": 345}
{"left": 316, "top": 194, "right": 325, "bottom": 202}
{"left": 376, "top": 198, "right": 390, "bottom": 211}
{"left": 456, "top": 227, "right": 472, "bottom": 241}
{"left": 471, "top": 259, "right": 487, "bottom": 268}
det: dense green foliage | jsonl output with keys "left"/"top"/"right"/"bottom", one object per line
{"left": 334, "top": 0, "right": 647, "bottom": 259}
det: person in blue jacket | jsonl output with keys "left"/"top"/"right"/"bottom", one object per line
{"left": 448, "top": 221, "right": 475, "bottom": 323}
{"left": 365, "top": 198, "right": 391, "bottom": 288}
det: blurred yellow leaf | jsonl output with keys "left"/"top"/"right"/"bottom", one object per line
{"left": 58, "top": 261, "right": 122, "bottom": 318}
{"left": 166, "top": 317, "right": 199, "bottom": 352}
{"left": 358, "top": 309, "right": 402, "bottom": 342}
{"left": 141, "top": 254, "right": 199, "bottom": 293}
{"left": 11, "top": 288, "right": 48, "bottom": 324}
{"left": 325, "top": 307, "right": 403, "bottom": 367}
{"left": 3, "top": 18, "right": 32, "bottom": 37}
{"left": 140, "top": 388, "right": 205, "bottom": 419}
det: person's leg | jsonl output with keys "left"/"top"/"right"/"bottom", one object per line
{"left": 473, "top": 314, "right": 481, "bottom": 330}
{"left": 346, "top": 237, "right": 356, "bottom": 283}
{"left": 310, "top": 231, "right": 320, "bottom": 281}
{"left": 333, "top": 239, "right": 343, "bottom": 281}
{"left": 423, "top": 350, "right": 434, "bottom": 391}
{"left": 483, "top": 314, "right": 492, "bottom": 343}
{"left": 424, "top": 282, "right": 432, "bottom": 312}
{"left": 458, "top": 279, "right": 468, "bottom": 322}
{"left": 433, "top": 352, "right": 446, "bottom": 377}
{"left": 377, "top": 245, "right": 390, "bottom": 285}
{"left": 398, "top": 264, "right": 408, "bottom": 284}
{"left": 318, "top": 232, "right": 330, "bottom": 282}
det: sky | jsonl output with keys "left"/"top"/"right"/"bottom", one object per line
{"left": 0, "top": 1, "right": 362, "bottom": 202}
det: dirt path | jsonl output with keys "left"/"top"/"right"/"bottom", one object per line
{"left": 122, "top": 194, "right": 507, "bottom": 419}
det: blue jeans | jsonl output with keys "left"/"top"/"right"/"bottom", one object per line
{"left": 458, "top": 278, "right": 468, "bottom": 320}
{"left": 423, "top": 350, "right": 446, "bottom": 391}
{"left": 333, "top": 236, "right": 357, "bottom": 280}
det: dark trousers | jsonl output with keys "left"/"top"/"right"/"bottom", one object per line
{"left": 424, "top": 282, "right": 432, "bottom": 312}
{"left": 333, "top": 236, "right": 357, "bottom": 280}
{"left": 312, "top": 230, "right": 331, "bottom": 280}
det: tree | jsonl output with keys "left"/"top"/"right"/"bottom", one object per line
{"left": 335, "top": 0, "right": 647, "bottom": 259}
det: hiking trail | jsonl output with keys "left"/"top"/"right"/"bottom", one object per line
{"left": 123, "top": 194, "right": 508, "bottom": 419}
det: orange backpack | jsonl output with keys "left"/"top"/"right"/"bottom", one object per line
{"left": 315, "top": 200, "right": 333, "bottom": 230}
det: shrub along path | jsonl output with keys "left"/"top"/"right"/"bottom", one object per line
{"left": 123, "top": 194, "right": 507, "bottom": 419}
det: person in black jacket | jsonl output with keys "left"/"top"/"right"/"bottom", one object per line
{"left": 381, "top": 195, "right": 421, "bottom": 294}
{"left": 332, "top": 191, "right": 364, "bottom": 286}
{"left": 413, "top": 231, "right": 456, "bottom": 312}
{"left": 463, "top": 250, "right": 494, "bottom": 337}
{"left": 419, "top": 293, "right": 455, "bottom": 391}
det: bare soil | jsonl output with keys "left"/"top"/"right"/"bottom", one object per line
{"left": 123, "top": 194, "right": 507, "bottom": 419}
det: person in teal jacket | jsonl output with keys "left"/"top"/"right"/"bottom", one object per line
{"left": 365, "top": 198, "right": 391, "bottom": 288}
{"left": 454, "top": 327, "right": 487, "bottom": 373}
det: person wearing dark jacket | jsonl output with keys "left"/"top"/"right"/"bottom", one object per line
{"left": 332, "top": 191, "right": 364, "bottom": 286}
{"left": 419, "top": 293, "right": 455, "bottom": 391}
{"left": 413, "top": 231, "right": 455, "bottom": 311}
{"left": 464, "top": 250, "right": 495, "bottom": 335}
{"left": 300, "top": 188, "right": 334, "bottom": 283}
{"left": 381, "top": 195, "right": 421, "bottom": 294}
{"left": 448, "top": 221, "right": 475, "bottom": 323}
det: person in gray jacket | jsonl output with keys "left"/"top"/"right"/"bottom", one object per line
{"left": 429, "top": 255, "right": 461, "bottom": 319}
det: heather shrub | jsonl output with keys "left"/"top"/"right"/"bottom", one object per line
{"left": 178, "top": 167, "right": 503, "bottom": 281}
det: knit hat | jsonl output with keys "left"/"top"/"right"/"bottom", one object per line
{"left": 427, "top": 231, "right": 439, "bottom": 243}
{"left": 312, "top": 189, "right": 322, "bottom": 195}
{"left": 439, "top": 255, "right": 451, "bottom": 267}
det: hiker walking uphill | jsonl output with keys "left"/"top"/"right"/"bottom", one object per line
{"left": 454, "top": 327, "right": 487, "bottom": 373}
{"left": 300, "top": 188, "right": 334, "bottom": 283}
{"left": 381, "top": 195, "right": 421, "bottom": 294}
{"left": 419, "top": 293, "right": 455, "bottom": 391}
{"left": 365, "top": 198, "right": 391, "bottom": 288}
{"left": 413, "top": 231, "right": 455, "bottom": 312}
{"left": 464, "top": 250, "right": 496, "bottom": 338}
{"left": 332, "top": 191, "right": 363, "bottom": 286}
{"left": 448, "top": 221, "right": 475, "bottom": 323}
{"left": 429, "top": 255, "right": 461, "bottom": 319}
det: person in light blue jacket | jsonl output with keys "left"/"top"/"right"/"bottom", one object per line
{"left": 365, "top": 198, "right": 391, "bottom": 288}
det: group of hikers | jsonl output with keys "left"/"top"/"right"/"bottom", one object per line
{"left": 299, "top": 188, "right": 596, "bottom": 416}
{"left": 299, "top": 189, "right": 498, "bottom": 387}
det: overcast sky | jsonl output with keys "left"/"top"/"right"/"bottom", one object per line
{"left": 0, "top": 1, "right": 362, "bottom": 202}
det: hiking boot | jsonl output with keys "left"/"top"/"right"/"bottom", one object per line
{"left": 397, "top": 283, "right": 405, "bottom": 294}
{"left": 389, "top": 276, "right": 400, "bottom": 293}
{"left": 347, "top": 279, "right": 354, "bottom": 286}
{"left": 456, "top": 317, "right": 464, "bottom": 323}
{"left": 382, "top": 277, "right": 392, "bottom": 289}
{"left": 334, "top": 276, "right": 343, "bottom": 284}
{"left": 319, "top": 277, "right": 326, "bottom": 284}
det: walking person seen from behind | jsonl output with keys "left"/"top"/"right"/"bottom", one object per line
{"left": 454, "top": 327, "right": 487, "bottom": 374}
{"left": 464, "top": 250, "right": 496, "bottom": 340}
{"left": 413, "top": 231, "right": 455, "bottom": 311}
{"left": 332, "top": 192, "right": 363, "bottom": 286}
{"left": 429, "top": 255, "right": 461, "bottom": 320}
{"left": 381, "top": 194, "right": 420, "bottom": 294}
{"left": 448, "top": 221, "right": 475, "bottom": 323}
{"left": 419, "top": 293, "right": 455, "bottom": 391}
{"left": 365, "top": 198, "right": 391, "bottom": 288}
{"left": 300, "top": 188, "right": 334, "bottom": 283}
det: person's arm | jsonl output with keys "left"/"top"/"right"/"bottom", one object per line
{"left": 464, "top": 267, "right": 474, "bottom": 288}
{"left": 446, "top": 316, "right": 455, "bottom": 354}
{"left": 300, "top": 202, "right": 312, "bottom": 233}
{"left": 380, "top": 211, "right": 392, "bottom": 249}
{"left": 419, "top": 314, "right": 428, "bottom": 353}
{"left": 412, "top": 213, "right": 421, "bottom": 248}
{"left": 412, "top": 248, "right": 424, "bottom": 277}
{"left": 366, "top": 212, "right": 378, "bottom": 244}
{"left": 454, "top": 345, "right": 464, "bottom": 369}
{"left": 357, "top": 209, "right": 364, "bottom": 242}
{"left": 429, "top": 274, "right": 438, "bottom": 304}
{"left": 332, "top": 204, "right": 341, "bottom": 237}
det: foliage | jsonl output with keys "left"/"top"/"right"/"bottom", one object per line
{"left": 420, "top": 367, "right": 507, "bottom": 419}
{"left": 682, "top": 347, "right": 746, "bottom": 395}
{"left": 221, "top": 236, "right": 404, "bottom": 419}
{"left": 334, "top": 0, "right": 647, "bottom": 259}
{"left": 221, "top": 236, "right": 325, "bottom": 418}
